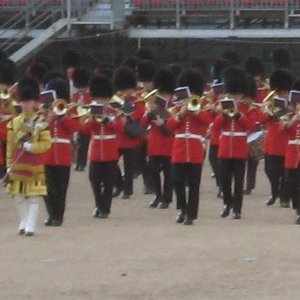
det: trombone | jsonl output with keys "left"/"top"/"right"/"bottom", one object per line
{"left": 261, "top": 90, "right": 277, "bottom": 116}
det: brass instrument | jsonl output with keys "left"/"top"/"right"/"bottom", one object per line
{"left": 261, "top": 90, "right": 277, "bottom": 116}
{"left": 280, "top": 104, "right": 300, "bottom": 127}
{"left": 143, "top": 89, "right": 158, "bottom": 111}
{"left": 223, "top": 108, "right": 237, "bottom": 118}
{"left": 185, "top": 95, "right": 202, "bottom": 112}
{"left": 52, "top": 99, "right": 68, "bottom": 116}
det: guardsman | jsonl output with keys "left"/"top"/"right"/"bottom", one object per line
{"left": 167, "top": 69, "right": 212, "bottom": 225}
{"left": 43, "top": 76, "right": 80, "bottom": 226}
{"left": 0, "top": 60, "right": 16, "bottom": 178}
{"left": 214, "top": 67, "right": 255, "bottom": 220}
{"left": 112, "top": 66, "right": 145, "bottom": 199}
{"left": 6, "top": 77, "right": 51, "bottom": 236}
{"left": 261, "top": 69, "right": 292, "bottom": 207}
{"left": 82, "top": 75, "right": 124, "bottom": 218}
{"left": 141, "top": 68, "right": 175, "bottom": 209}
{"left": 280, "top": 97, "right": 300, "bottom": 224}
{"left": 71, "top": 67, "right": 92, "bottom": 172}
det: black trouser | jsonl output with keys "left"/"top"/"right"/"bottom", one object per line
{"left": 286, "top": 168, "right": 300, "bottom": 213}
{"left": 208, "top": 144, "right": 221, "bottom": 188}
{"left": 148, "top": 156, "right": 172, "bottom": 203}
{"left": 44, "top": 165, "right": 71, "bottom": 223}
{"left": 89, "top": 161, "right": 118, "bottom": 214}
{"left": 134, "top": 142, "right": 153, "bottom": 190}
{"left": 219, "top": 158, "right": 246, "bottom": 214}
{"left": 264, "top": 155, "right": 288, "bottom": 202}
{"left": 245, "top": 157, "right": 259, "bottom": 191}
{"left": 0, "top": 141, "right": 7, "bottom": 178}
{"left": 115, "top": 148, "right": 135, "bottom": 196}
{"left": 76, "top": 131, "right": 90, "bottom": 169}
{"left": 172, "top": 163, "right": 202, "bottom": 220}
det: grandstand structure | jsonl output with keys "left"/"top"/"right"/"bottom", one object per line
{"left": 1, "top": 1, "right": 300, "bottom": 65}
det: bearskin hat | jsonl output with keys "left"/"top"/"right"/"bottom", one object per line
{"left": 73, "top": 68, "right": 90, "bottom": 88}
{"left": 112, "top": 66, "right": 136, "bottom": 91}
{"left": 269, "top": 69, "right": 293, "bottom": 92}
{"left": 46, "top": 77, "right": 70, "bottom": 101}
{"left": 89, "top": 75, "right": 113, "bottom": 99}
{"left": 153, "top": 69, "right": 175, "bottom": 94}
{"left": 177, "top": 68, "right": 204, "bottom": 96}
{"left": 137, "top": 60, "right": 156, "bottom": 82}
{"left": 223, "top": 67, "right": 248, "bottom": 95}
{"left": 17, "top": 77, "right": 40, "bottom": 102}
{"left": 244, "top": 56, "right": 265, "bottom": 80}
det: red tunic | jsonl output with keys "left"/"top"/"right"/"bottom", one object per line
{"left": 281, "top": 120, "right": 300, "bottom": 169}
{"left": 117, "top": 98, "right": 145, "bottom": 149}
{"left": 141, "top": 115, "right": 173, "bottom": 157}
{"left": 82, "top": 115, "right": 124, "bottom": 162}
{"left": 214, "top": 105, "right": 255, "bottom": 159}
{"left": 167, "top": 111, "right": 212, "bottom": 164}
{"left": 71, "top": 88, "right": 92, "bottom": 106}
{"left": 259, "top": 113, "right": 289, "bottom": 156}
{"left": 44, "top": 116, "right": 81, "bottom": 166}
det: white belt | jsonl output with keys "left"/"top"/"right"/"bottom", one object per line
{"left": 288, "top": 139, "right": 300, "bottom": 145}
{"left": 93, "top": 134, "right": 116, "bottom": 140}
{"left": 222, "top": 131, "right": 247, "bottom": 137}
{"left": 51, "top": 138, "right": 70, "bottom": 144}
{"left": 175, "top": 133, "right": 206, "bottom": 143}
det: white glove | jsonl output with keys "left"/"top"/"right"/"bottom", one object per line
{"left": 153, "top": 116, "right": 164, "bottom": 126}
{"left": 6, "top": 167, "right": 11, "bottom": 174}
{"left": 23, "top": 141, "right": 32, "bottom": 152}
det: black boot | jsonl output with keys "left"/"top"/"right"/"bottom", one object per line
{"left": 220, "top": 205, "right": 231, "bottom": 218}
{"left": 149, "top": 197, "right": 161, "bottom": 208}
{"left": 176, "top": 210, "right": 185, "bottom": 223}
{"left": 266, "top": 196, "right": 276, "bottom": 206}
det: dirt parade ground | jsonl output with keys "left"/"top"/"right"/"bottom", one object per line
{"left": 0, "top": 159, "right": 299, "bottom": 300}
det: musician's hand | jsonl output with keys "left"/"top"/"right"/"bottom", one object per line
{"left": 6, "top": 167, "right": 11, "bottom": 174}
{"left": 146, "top": 111, "right": 156, "bottom": 121}
{"left": 234, "top": 112, "right": 242, "bottom": 120}
{"left": 101, "top": 116, "right": 110, "bottom": 125}
{"left": 23, "top": 141, "right": 32, "bottom": 152}
{"left": 153, "top": 116, "right": 164, "bottom": 126}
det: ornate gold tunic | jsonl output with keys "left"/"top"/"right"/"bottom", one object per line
{"left": 6, "top": 113, "right": 51, "bottom": 196}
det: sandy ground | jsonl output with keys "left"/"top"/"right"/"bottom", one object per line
{"left": 0, "top": 160, "right": 300, "bottom": 300}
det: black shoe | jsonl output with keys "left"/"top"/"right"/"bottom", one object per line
{"left": 98, "top": 212, "right": 109, "bottom": 219}
{"left": 149, "top": 197, "right": 160, "bottom": 208}
{"left": 121, "top": 193, "right": 130, "bottom": 200}
{"left": 25, "top": 231, "right": 34, "bottom": 236}
{"left": 51, "top": 220, "right": 62, "bottom": 226}
{"left": 44, "top": 218, "right": 53, "bottom": 226}
{"left": 176, "top": 211, "right": 185, "bottom": 223}
{"left": 183, "top": 218, "right": 193, "bottom": 225}
{"left": 220, "top": 205, "right": 231, "bottom": 218}
{"left": 18, "top": 229, "right": 25, "bottom": 235}
{"left": 158, "top": 202, "right": 169, "bottom": 209}
{"left": 232, "top": 213, "right": 241, "bottom": 220}
{"left": 280, "top": 201, "right": 290, "bottom": 208}
{"left": 112, "top": 187, "right": 123, "bottom": 198}
{"left": 295, "top": 215, "right": 300, "bottom": 225}
{"left": 266, "top": 196, "right": 276, "bottom": 206}
{"left": 92, "top": 208, "right": 100, "bottom": 218}
{"left": 244, "top": 189, "right": 252, "bottom": 195}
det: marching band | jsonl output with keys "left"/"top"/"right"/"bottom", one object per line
{"left": 1, "top": 48, "right": 300, "bottom": 237}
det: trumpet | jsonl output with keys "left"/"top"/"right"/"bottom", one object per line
{"left": 143, "top": 89, "right": 158, "bottom": 111}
